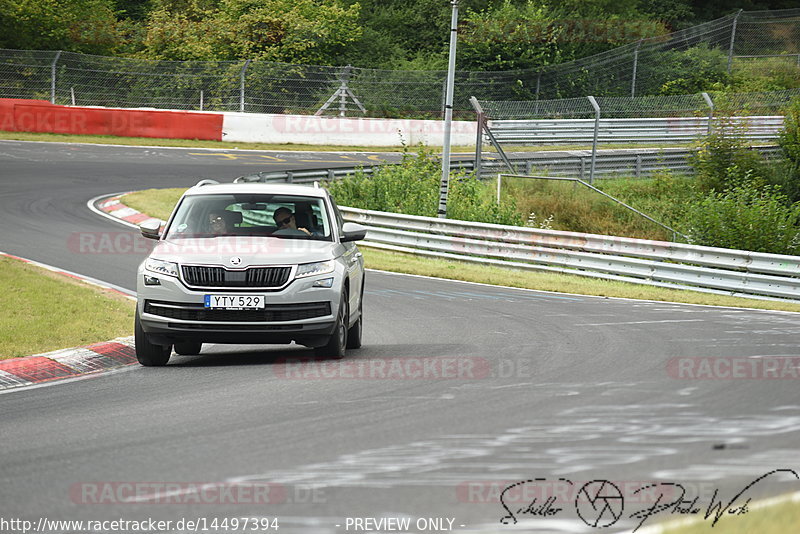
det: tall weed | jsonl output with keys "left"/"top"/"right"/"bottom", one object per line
{"left": 686, "top": 172, "right": 800, "bottom": 254}
{"left": 326, "top": 145, "right": 522, "bottom": 225}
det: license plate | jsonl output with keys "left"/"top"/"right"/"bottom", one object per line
{"left": 204, "top": 295, "right": 265, "bottom": 310}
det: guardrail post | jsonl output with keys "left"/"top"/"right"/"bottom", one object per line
{"left": 240, "top": 59, "right": 251, "bottom": 113}
{"left": 587, "top": 96, "right": 601, "bottom": 184}
{"left": 579, "top": 157, "right": 585, "bottom": 181}
{"left": 50, "top": 50, "right": 62, "bottom": 104}
{"left": 470, "top": 96, "right": 485, "bottom": 178}
{"left": 286, "top": 171, "right": 293, "bottom": 183}
{"left": 727, "top": 10, "right": 743, "bottom": 75}
{"left": 635, "top": 155, "right": 642, "bottom": 179}
{"left": 701, "top": 92, "right": 714, "bottom": 134}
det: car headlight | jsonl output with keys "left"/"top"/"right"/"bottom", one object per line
{"left": 295, "top": 259, "right": 335, "bottom": 279}
{"left": 145, "top": 258, "right": 179, "bottom": 277}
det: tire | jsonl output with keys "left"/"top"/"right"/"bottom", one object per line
{"left": 135, "top": 310, "right": 171, "bottom": 366}
{"left": 315, "top": 294, "right": 348, "bottom": 360}
{"left": 346, "top": 299, "right": 362, "bottom": 350}
{"left": 174, "top": 342, "right": 202, "bottom": 355}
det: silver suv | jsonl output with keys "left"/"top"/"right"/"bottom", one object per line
{"left": 135, "top": 181, "right": 366, "bottom": 366}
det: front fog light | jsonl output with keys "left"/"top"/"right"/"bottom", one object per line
{"left": 143, "top": 275, "right": 161, "bottom": 286}
{"left": 313, "top": 277, "right": 334, "bottom": 288}
{"left": 145, "top": 258, "right": 179, "bottom": 277}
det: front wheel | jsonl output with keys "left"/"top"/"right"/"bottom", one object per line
{"left": 135, "top": 310, "right": 171, "bottom": 366}
{"left": 315, "top": 295, "right": 347, "bottom": 360}
{"left": 346, "top": 300, "right": 362, "bottom": 349}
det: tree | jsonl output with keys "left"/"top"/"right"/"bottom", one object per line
{"left": 139, "top": 0, "right": 362, "bottom": 63}
{"left": 458, "top": 0, "right": 667, "bottom": 71}
{"left": 0, "top": 0, "right": 121, "bottom": 53}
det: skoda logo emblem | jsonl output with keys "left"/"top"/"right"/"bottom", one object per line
{"left": 229, "top": 257, "right": 242, "bottom": 266}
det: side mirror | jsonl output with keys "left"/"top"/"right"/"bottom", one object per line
{"left": 341, "top": 222, "right": 367, "bottom": 242}
{"left": 140, "top": 220, "right": 162, "bottom": 240}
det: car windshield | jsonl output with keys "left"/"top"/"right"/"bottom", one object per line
{"left": 163, "top": 193, "right": 333, "bottom": 241}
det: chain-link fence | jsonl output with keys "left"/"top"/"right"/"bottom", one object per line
{"left": 0, "top": 9, "right": 799, "bottom": 118}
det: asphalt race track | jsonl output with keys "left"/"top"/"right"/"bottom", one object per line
{"left": 1, "top": 140, "right": 799, "bottom": 534}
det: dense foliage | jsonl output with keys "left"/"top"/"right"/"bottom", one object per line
{"left": 1, "top": 0, "right": 793, "bottom": 68}
{"left": 325, "top": 145, "right": 523, "bottom": 226}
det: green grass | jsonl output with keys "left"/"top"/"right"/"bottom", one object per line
{"left": 503, "top": 172, "right": 699, "bottom": 240}
{"left": 124, "top": 188, "right": 185, "bottom": 221}
{"left": 0, "top": 130, "right": 694, "bottom": 154}
{"left": 0, "top": 130, "right": 474, "bottom": 153}
{"left": 0, "top": 256, "right": 135, "bottom": 359}
{"left": 360, "top": 248, "right": 800, "bottom": 313}
{"left": 121, "top": 189, "right": 800, "bottom": 313}
{"left": 659, "top": 495, "right": 800, "bottom": 534}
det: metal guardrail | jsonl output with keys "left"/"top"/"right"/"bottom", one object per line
{"left": 340, "top": 206, "right": 800, "bottom": 302}
{"left": 235, "top": 146, "right": 782, "bottom": 184}
{"left": 487, "top": 116, "right": 786, "bottom": 145}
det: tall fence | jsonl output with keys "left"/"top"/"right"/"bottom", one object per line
{"left": 0, "top": 9, "right": 798, "bottom": 118}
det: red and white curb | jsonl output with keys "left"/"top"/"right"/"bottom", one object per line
{"left": 92, "top": 193, "right": 164, "bottom": 229}
{"left": 0, "top": 337, "right": 136, "bottom": 390}
{"left": 0, "top": 251, "right": 138, "bottom": 392}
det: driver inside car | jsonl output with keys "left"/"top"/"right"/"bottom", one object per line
{"left": 273, "top": 207, "right": 314, "bottom": 236}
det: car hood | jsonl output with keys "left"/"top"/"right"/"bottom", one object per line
{"left": 151, "top": 237, "right": 341, "bottom": 267}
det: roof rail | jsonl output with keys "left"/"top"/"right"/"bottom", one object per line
{"left": 195, "top": 179, "right": 220, "bottom": 187}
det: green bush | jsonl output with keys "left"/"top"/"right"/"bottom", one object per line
{"left": 686, "top": 172, "right": 800, "bottom": 254}
{"left": 691, "top": 118, "right": 767, "bottom": 193}
{"left": 730, "top": 57, "right": 800, "bottom": 93}
{"left": 640, "top": 45, "right": 730, "bottom": 96}
{"left": 325, "top": 145, "right": 523, "bottom": 226}
{"left": 780, "top": 97, "right": 800, "bottom": 166}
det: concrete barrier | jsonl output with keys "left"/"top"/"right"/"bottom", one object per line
{"left": 0, "top": 99, "right": 223, "bottom": 140}
{"left": 221, "top": 112, "right": 477, "bottom": 146}
{"left": 0, "top": 99, "right": 478, "bottom": 146}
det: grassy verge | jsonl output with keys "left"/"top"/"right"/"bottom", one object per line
{"left": 360, "top": 248, "right": 800, "bottom": 312}
{"left": 659, "top": 496, "right": 800, "bottom": 534}
{"left": 121, "top": 189, "right": 800, "bottom": 313}
{"left": 124, "top": 188, "right": 185, "bottom": 221}
{"left": 501, "top": 172, "right": 698, "bottom": 240}
{"left": 0, "top": 130, "right": 473, "bottom": 153}
{"left": 0, "top": 130, "right": 693, "bottom": 154}
{"left": 0, "top": 256, "right": 135, "bottom": 359}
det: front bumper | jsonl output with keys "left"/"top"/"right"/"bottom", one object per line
{"left": 137, "top": 265, "right": 343, "bottom": 347}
